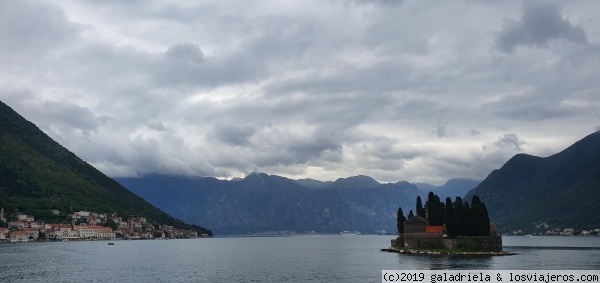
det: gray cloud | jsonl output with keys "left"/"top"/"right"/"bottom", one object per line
{"left": 0, "top": 0, "right": 81, "bottom": 55}
{"left": 495, "top": 133, "right": 527, "bottom": 152}
{"left": 209, "top": 123, "right": 256, "bottom": 146}
{"left": 495, "top": 1, "right": 589, "bottom": 53}
{"left": 1, "top": 0, "right": 599, "bottom": 184}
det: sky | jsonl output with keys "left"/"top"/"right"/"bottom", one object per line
{"left": 1, "top": 0, "right": 599, "bottom": 185}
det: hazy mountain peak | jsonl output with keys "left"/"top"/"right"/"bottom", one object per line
{"left": 293, "top": 178, "right": 331, "bottom": 188}
{"left": 465, "top": 131, "right": 600, "bottom": 232}
{"left": 332, "top": 175, "right": 381, "bottom": 189}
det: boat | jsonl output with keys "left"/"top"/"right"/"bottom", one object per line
{"left": 107, "top": 242, "right": 115, "bottom": 245}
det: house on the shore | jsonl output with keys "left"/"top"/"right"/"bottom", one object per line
{"left": 45, "top": 224, "right": 79, "bottom": 240}
{"left": 9, "top": 231, "right": 30, "bottom": 242}
{"left": 0, "top": 227, "right": 8, "bottom": 240}
{"left": 75, "top": 225, "right": 116, "bottom": 239}
{"left": 402, "top": 216, "right": 444, "bottom": 249}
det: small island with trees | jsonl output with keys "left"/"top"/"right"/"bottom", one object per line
{"left": 383, "top": 192, "right": 514, "bottom": 255}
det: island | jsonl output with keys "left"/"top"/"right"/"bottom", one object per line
{"left": 382, "top": 192, "right": 515, "bottom": 256}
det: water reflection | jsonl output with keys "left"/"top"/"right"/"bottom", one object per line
{"left": 397, "top": 254, "right": 494, "bottom": 270}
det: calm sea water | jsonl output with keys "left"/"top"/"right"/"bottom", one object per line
{"left": 1, "top": 235, "right": 599, "bottom": 282}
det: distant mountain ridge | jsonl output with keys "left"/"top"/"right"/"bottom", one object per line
{"left": 415, "top": 178, "right": 481, "bottom": 201}
{"left": 466, "top": 131, "right": 600, "bottom": 233}
{"left": 117, "top": 173, "right": 426, "bottom": 235}
{"left": 0, "top": 101, "right": 211, "bottom": 235}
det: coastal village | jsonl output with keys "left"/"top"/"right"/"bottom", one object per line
{"left": 0, "top": 208, "right": 209, "bottom": 243}
{"left": 510, "top": 221, "right": 600, "bottom": 237}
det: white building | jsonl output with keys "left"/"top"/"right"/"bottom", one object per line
{"left": 0, "top": 227, "right": 8, "bottom": 240}
{"left": 75, "top": 225, "right": 114, "bottom": 239}
{"left": 10, "top": 231, "right": 30, "bottom": 242}
{"left": 76, "top": 225, "right": 99, "bottom": 239}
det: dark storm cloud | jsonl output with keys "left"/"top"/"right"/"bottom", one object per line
{"left": 484, "top": 93, "right": 573, "bottom": 121}
{"left": 495, "top": 1, "right": 589, "bottom": 53}
{"left": 209, "top": 123, "right": 257, "bottom": 146}
{"left": 286, "top": 130, "right": 343, "bottom": 160}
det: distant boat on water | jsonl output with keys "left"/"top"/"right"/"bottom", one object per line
{"left": 107, "top": 242, "right": 115, "bottom": 245}
{"left": 340, "top": 231, "right": 361, "bottom": 235}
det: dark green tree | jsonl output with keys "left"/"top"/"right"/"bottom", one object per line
{"left": 461, "top": 201, "right": 472, "bottom": 236}
{"left": 444, "top": 197, "right": 456, "bottom": 237}
{"left": 470, "top": 202, "right": 488, "bottom": 236}
{"left": 426, "top": 192, "right": 435, "bottom": 222}
{"left": 408, "top": 209, "right": 414, "bottom": 219}
{"left": 453, "top": 197, "right": 464, "bottom": 236}
{"left": 416, "top": 196, "right": 425, "bottom": 218}
{"left": 397, "top": 207, "right": 406, "bottom": 235}
{"left": 103, "top": 218, "right": 118, "bottom": 231}
{"left": 427, "top": 193, "right": 444, "bottom": 226}
{"left": 470, "top": 195, "right": 490, "bottom": 236}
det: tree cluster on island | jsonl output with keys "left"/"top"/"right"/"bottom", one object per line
{"left": 397, "top": 192, "right": 492, "bottom": 237}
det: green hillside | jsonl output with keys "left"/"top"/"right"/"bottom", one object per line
{"left": 465, "top": 131, "right": 600, "bottom": 233}
{"left": 0, "top": 101, "right": 211, "bottom": 235}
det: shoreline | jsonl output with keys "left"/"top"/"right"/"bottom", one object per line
{"left": 381, "top": 247, "right": 516, "bottom": 256}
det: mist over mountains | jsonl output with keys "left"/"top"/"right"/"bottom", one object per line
{"left": 0, "top": 101, "right": 211, "bottom": 235}
{"left": 119, "top": 132, "right": 600, "bottom": 235}
{"left": 3, "top": 97, "right": 598, "bottom": 236}
{"left": 466, "top": 131, "right": 600, "bottom": 233}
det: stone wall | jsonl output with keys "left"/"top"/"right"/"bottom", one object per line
{"left": 403, "top": 233, "right": 444, "bottom": 249}
{"left": 401, "top": 234, "right": 503, "bottom": 252}
{"left": 446, "top": 236, "right": 503, "bottom": 252}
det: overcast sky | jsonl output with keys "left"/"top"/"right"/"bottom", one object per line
{"left": 1, "top": 0, "right": 599, "bottom": 185}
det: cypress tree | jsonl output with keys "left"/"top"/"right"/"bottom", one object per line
{"left": 416, "top": 196, "right": 425, "bottom": 218}
{"left": 427, "top": 192, "right": 435, "bottom": 221}
{"left": 426, "top": 192, "right": 444, "bottom": 225}
{"left": 397, "top": 207, "right": 406, "bottom": 235}
{"left": 470, "top": 202, "right": 487, "bottom": 236}
{"left": 471, "top": 195, "right": 490, "bottom": 236}
{"left": 433, "top": 195, "right": 444, "bottom": 226}
{"left": 444, "top": 197, "right": 455, "bottom": 237}
{"left": 461, "top": 201, "right": 472, "bottom": 236}
{"left": 408, "top": 210, "right": 414, "bottom": 219}
{"left": 453, "top": 197, "right": 463, "bottom": 236}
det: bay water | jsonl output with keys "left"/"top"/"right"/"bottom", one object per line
{"left": 1, "top": 235, "right": 599, "bottom": 282}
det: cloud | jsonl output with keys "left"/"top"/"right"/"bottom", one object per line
{"left": 495, "top": 1, "right": 589, "bottom": 53}
{"left": 494, "top": 133, "right": 527, "bottom": 152}
{"left": 209, "top": 123, "right": 256, "bottom": 146}
{"left": 0, "top": 0, "right": 81, "bottom": 55}
{"left": 1, "top": 0, "right": 599, "bottom": 184}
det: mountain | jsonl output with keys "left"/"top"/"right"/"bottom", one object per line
{"left": 117, "top": 173, "right": 424, "bottom": 235}
{"left": 415, "top": 178, "right": 481, "bottom": 201}
{"left": 465, "top": 131, "right": 600, "bottom": 233}
{"left": 293, "top": 178, "right": 332, "bottom": 188}
{"left": 0, "top": 101, "right": 211, "bottom": 235}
